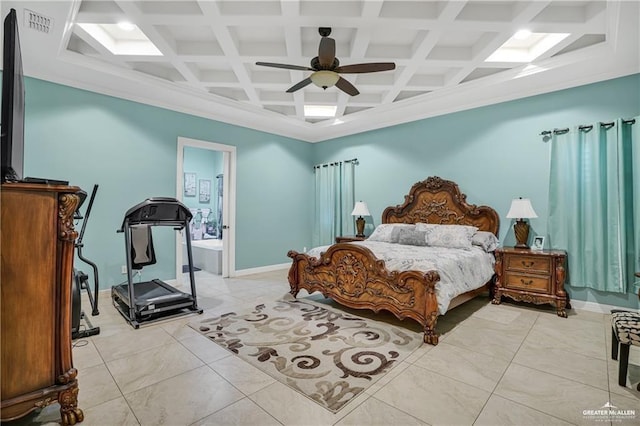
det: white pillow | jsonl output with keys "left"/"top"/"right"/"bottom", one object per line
{"left": 367, "top": 223, "right": 415, "bottom": 242}
{"left": 415, "top": 223, "right": 477, "bottom": 250}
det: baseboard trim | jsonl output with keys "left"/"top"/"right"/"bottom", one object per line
{"left": 233, "top": 263, "right": 290, "bottom": 277}
{"left": 570, "top": 299, "right": 630, "bottom": 314}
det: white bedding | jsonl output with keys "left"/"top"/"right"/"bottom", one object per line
{"left": 306, "top": 241, "right": 495, "bottom": 315}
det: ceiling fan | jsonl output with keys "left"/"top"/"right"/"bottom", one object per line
{"left": 256, "top": 27, "right": 396, "bottom": 96}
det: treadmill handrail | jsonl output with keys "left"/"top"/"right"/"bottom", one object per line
{"left": 119, "top": 197, "right": 192, "bottom": 231}
{"left": 126, "top": 220, "right": 188, "bottom": 228}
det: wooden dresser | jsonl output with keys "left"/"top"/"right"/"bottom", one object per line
{"left": 1, "top": 183, "right": 84, "bottom": 424}
{"left": 492, "top": 247, "right": 569, "bottom": 317}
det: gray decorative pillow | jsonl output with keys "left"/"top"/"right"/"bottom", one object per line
{"left": 389, "top": 225, "right": 417, "bottom": 243}
{"left": 416, "top": 224, "right": 477, "bottom": 250}
{"left": 472, "top": 231, "right": 500, "bottom": 252}
{"left": 368, "top": 224, "right": 415, "bottom": 242}
{"left": 395, "top": 228, "right": 427, "bottom": 246}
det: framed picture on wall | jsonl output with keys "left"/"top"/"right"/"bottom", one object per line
{"left": 199, "top": 179, "right": 211, "bottom": 203}
{"left": 184, "top": 173, "right": 196, "bottom": 197}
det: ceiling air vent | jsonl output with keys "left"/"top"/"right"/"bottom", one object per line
{"left": 24, "top": 9, "right": 53, "bottom": 34}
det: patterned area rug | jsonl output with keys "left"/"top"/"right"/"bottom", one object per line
{"left": 190, "top": 298, "right": 422, "bottom": 412}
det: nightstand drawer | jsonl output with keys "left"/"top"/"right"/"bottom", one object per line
{"left": 505, "top": 254, "right": 551, "bottom": 274}
{"left": 504, "top": 272, "right": 551, "bottom": 293}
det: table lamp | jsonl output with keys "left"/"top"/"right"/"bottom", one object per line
{"left": 351, "top": 201, "right": 370, "bottom": 237}
{"left": 506, "top": 197, "right": 538, "bottom": 249}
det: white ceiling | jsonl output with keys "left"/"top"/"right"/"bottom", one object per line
{"left": 4, "top": 1, "right": 639, "bottom": 142}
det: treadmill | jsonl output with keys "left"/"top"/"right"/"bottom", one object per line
{"left": 112, "top": 197, "right": 203, "bottom": 328}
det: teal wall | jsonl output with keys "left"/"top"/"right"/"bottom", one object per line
{"left": 22, "top": 77, "right": 314, "bottom": 287}
{"left": 313, "top": 73, "right": 640, "bottom": 309}
{"left": 17, "top": 73, "right": 640, "bottom": 309}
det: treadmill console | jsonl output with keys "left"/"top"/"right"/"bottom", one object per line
{"left": 120, "top": 198, "right": 192, "bottom": 229}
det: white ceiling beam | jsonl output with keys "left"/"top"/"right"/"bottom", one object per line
{"left": 382, "top": 1, "right": 468, "bottom": 104}
{"left": 280, "top": 0, "right": 306, "bottom": 119}
{"left": 113, "top": 1, "right": 202, "bottom": 88}
{"left": 445, "top": 1, "right": 554, "bottom": 88}
{"left": 195, "top": 0, "right": 262, "bottom": 106}
{"left": 17, "top": 0, "right": 636, "bottom": 142}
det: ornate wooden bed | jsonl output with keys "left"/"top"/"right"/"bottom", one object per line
{"left": 287, "top": 176, "right": 500, "bottom": 345}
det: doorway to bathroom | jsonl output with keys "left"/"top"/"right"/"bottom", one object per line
{"left": 176, "top": 137, "right": 236, "bottom": 279}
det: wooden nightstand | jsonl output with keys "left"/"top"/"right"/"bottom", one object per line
{"left": 335, "top": 235, "right": 366, "bottom": 243}
{"left": 492, "top": 247, "right": 569, "bottom": 317}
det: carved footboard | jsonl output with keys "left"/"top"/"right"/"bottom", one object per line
{"left": 287, "top": 244, "right": 442, "bottom": 344}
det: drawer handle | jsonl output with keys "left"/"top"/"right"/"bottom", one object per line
{"left": 520, "top": 279, "right": 534, "bottom": 286}
{"left": 521, "top": 260, "right": 534, "bottom": 268}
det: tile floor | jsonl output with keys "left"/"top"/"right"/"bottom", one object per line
{"left": 6, "top": 269, "right": 640, "bottom": 426}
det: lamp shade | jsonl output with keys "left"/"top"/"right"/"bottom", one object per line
{"left": 506, "top": 198, "right": 538, "bottom": 219}
{"left": 310, "top": 70, "right": 340, "bottom": 89}
{"left": 351, "top": 201, "right": 370, "bottom": 217}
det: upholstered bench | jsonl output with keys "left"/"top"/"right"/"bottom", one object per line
{"left": 611, "top": 310, "right": 640, "bottom": 390}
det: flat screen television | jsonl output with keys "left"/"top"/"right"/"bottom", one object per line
{"left": 1, "top": 8, "right": 25, "bottom": 182}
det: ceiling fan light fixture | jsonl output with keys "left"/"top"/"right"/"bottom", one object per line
{"left": 310, "top": 71, "right": 340, "bottom": 89}
{"left": 255, "top": 27, "right": 394, "bottom": 96}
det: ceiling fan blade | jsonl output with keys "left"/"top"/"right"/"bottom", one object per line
{"left": 318, "top": 37, "right": 336, "bottom": 69}
{"left": 256, "top": 62, "right": 313, "bottom": 71}
{"left": 335, "top": 62, "right": 396, "bottom": 73}
{"left": 335, "top": 77, "right": 359, "bottom": 96}
{"left": 286, "top": 77, "right": 313, "bottom": 93}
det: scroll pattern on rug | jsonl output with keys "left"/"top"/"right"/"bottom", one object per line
{"left": 191, "top": 299, "right": 421, "bottom": 412}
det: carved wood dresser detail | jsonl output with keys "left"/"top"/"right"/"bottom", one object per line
{"left": 492, "top": 247, "right": 569, "bottom": 317}
{"left": 1, "top": 183, "right": 84, "bottom": 425}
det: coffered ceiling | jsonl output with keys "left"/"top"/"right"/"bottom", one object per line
{"left": 3, "top": 1, "right": 639, "bottom": 142}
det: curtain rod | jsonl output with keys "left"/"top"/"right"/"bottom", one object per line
{"left": 540, "top": 128, "right": 569, "bottom": 136}
{"left": 313, "top": 158, "right": 358, "bottom": 169}
{"left": 540, "top": 118, "right": 636, "bottom": 136}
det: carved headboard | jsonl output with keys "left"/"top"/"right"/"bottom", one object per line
{"left": 381, "top": 176, "right": 500, "bottom": 235}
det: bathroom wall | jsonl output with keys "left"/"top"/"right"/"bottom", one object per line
{"left": 183, "top": 146, "right": 223, "bottom": 240}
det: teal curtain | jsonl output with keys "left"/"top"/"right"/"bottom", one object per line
{"left": 548, "top": 117, "right": 639, "bottom": 292}
{"left": 312, "top": 161, "right": 356, "bottom": 247}
{"left": 622, "top": 119, "right": 640, "bottom": 287}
